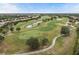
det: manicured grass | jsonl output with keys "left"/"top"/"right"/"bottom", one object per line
{"left": 55, "top": 36, "right": 63, "bottom": 48}
{"left": 52, "top": 29, "right": 76, "bottom": 55}
{"left": 2, "top": 17, "right": 67, "bottom": 54}
{"left": 4, "top": 35, "right": 27, "bottom": 54}
{"left": 4, "top": 20, "right": 59, "bottom": 54}
{"left": 56, "top": 17, "right": 68, "bottom": 24}
{"left": 16, "top": 30, "right": 42, "bottom": 40}
{"left": 4, "top": 29, "right": 43, "bottom": 54}
{"left": 31, "top": 17, "right": 77, "bottom": 55}
{"left": 39, "top": 20, "right": 57, "bottom": 31}
{"left": 15, "top": 20, "right": 34, "bottom": 29}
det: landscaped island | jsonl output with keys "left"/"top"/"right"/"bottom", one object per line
{"left": 0, "top": 13, "right": 79, "bottom": 55}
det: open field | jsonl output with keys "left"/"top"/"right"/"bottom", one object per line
{"left": 0, "top": 14, "right": 79, "bottom": 55}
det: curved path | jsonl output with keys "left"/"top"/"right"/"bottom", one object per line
{"left": 16, "top": 21, "right": 75, "bottom": 55}
{"left": 0, "top": 17, "right": 76, "bottom": 54}
{"left": 17, "top": 20, "right": 68, "bottom": 55}
{"left": 17, "top": 35, "right": 61, "bottom": 55}
{"left": 18, "top": 20, "right": 75, "bottom": 55}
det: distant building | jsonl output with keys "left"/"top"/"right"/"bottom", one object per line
{"left": 26, "top": 25, "right": 32, "bottom": 29}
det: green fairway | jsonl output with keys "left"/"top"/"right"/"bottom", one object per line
{"left": 39, "top": 20, "right": 57, "bottom": 31}
{"left": 0, "top": 16, "right": 68, "bottom": 54}
{"left": 55, "top": 36, "right": 64, "bottom": 48}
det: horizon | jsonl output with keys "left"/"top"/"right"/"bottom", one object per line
{"left": 0, "top": 3, "right": 79, "bottom": 13}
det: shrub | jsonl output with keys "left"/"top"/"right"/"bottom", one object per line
{"left": 26, "top": 37, "right": 40, "bottom": 50}
{"left": 41, "top": 37, "right": 48, "bottom": 46}
{"left": 61, "top": 26, "right": 70, "bottom": 36}
{"left": 16, "top": 27, "right": 21, "bottom": 32}
{"left": 10, "top": 27, "right": 14, "bottom": 32}
{"left": 0, "top": 35, "right": 4, "bottom": 43}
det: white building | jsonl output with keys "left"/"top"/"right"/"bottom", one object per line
{"left": 26, "top": 25, "right": 33, "bottom": 29}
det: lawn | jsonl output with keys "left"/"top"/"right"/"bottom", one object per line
{"left": 0, "top": 17, "right": 68, "bottom": 54}
{"left": 35, "top": 29, "right": 76, "bottom": 55}
{"left": 39, "top": 20, "right": 57, "bottom": 31}
{"left": 55, "top": 36, "right": 64, "bottom": 48}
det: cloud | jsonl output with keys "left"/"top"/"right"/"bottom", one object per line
{"left": 0, "top": 3, "right": 79, "bottom": 13}
{"left": 0, "top": 3, "right": 20, "bottom": 13}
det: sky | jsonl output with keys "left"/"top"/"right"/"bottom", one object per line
{"left": 0, "top": 3, "right": 79, "bottom": 13}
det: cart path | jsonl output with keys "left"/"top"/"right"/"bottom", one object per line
{"left": 17, "top": 35, "right": 61, "bottom": 55}
{"left": 18, "top": 21, "right": 75, "bottom": 55}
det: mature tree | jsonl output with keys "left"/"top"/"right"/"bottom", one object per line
{"left": 69, "top": 19, "right": 73, "bottom": 22}
{"left": 14, "top": 22, "right": 18, "bottom": 25}
{"left": 0, "top": 35, "right": 4, "bottom": 43}
{"left": 26, "top": 37, "right": 40, "bottom": 50}
{"left": 76, "top": 26, "right": 79, "bottom": 32}
{"left": 0, "top": 28, "right": 3, "bottom": 33}
{"left": 50, "top": 17, "right": 53, "bottom": 20}
{"left": 2, "top": 30, "right": 7, "bottom": 35}
{"left": 41, "top": 37, "right": 49, "bottom": 46}
{"left": 37, "top": 23, "right": 41, "bottom": 26}
{"left": 61, "top": 26, "right": 70, "bottom": 36}
{"left": 42, "top": 19, "right": 47, "bottom": 22}
{"left": 16, "top": 27, "right": 21, "bottom": 32}
{"left": 10, "top": 27, "right": 14, "bottom": 32}
{"left": 53, "top": 16, "right": 57, "bottom": 20}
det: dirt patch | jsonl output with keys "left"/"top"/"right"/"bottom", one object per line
{"left": 0, "top": 42, "right": 10, "bottom": 54}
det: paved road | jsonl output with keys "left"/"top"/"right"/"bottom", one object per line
{"left": 17, "top": 35, "right": 61, "bottom": 55}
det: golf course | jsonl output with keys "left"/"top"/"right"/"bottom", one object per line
{"left": 0, "top": 14, "right": 78, "bottom": 55}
